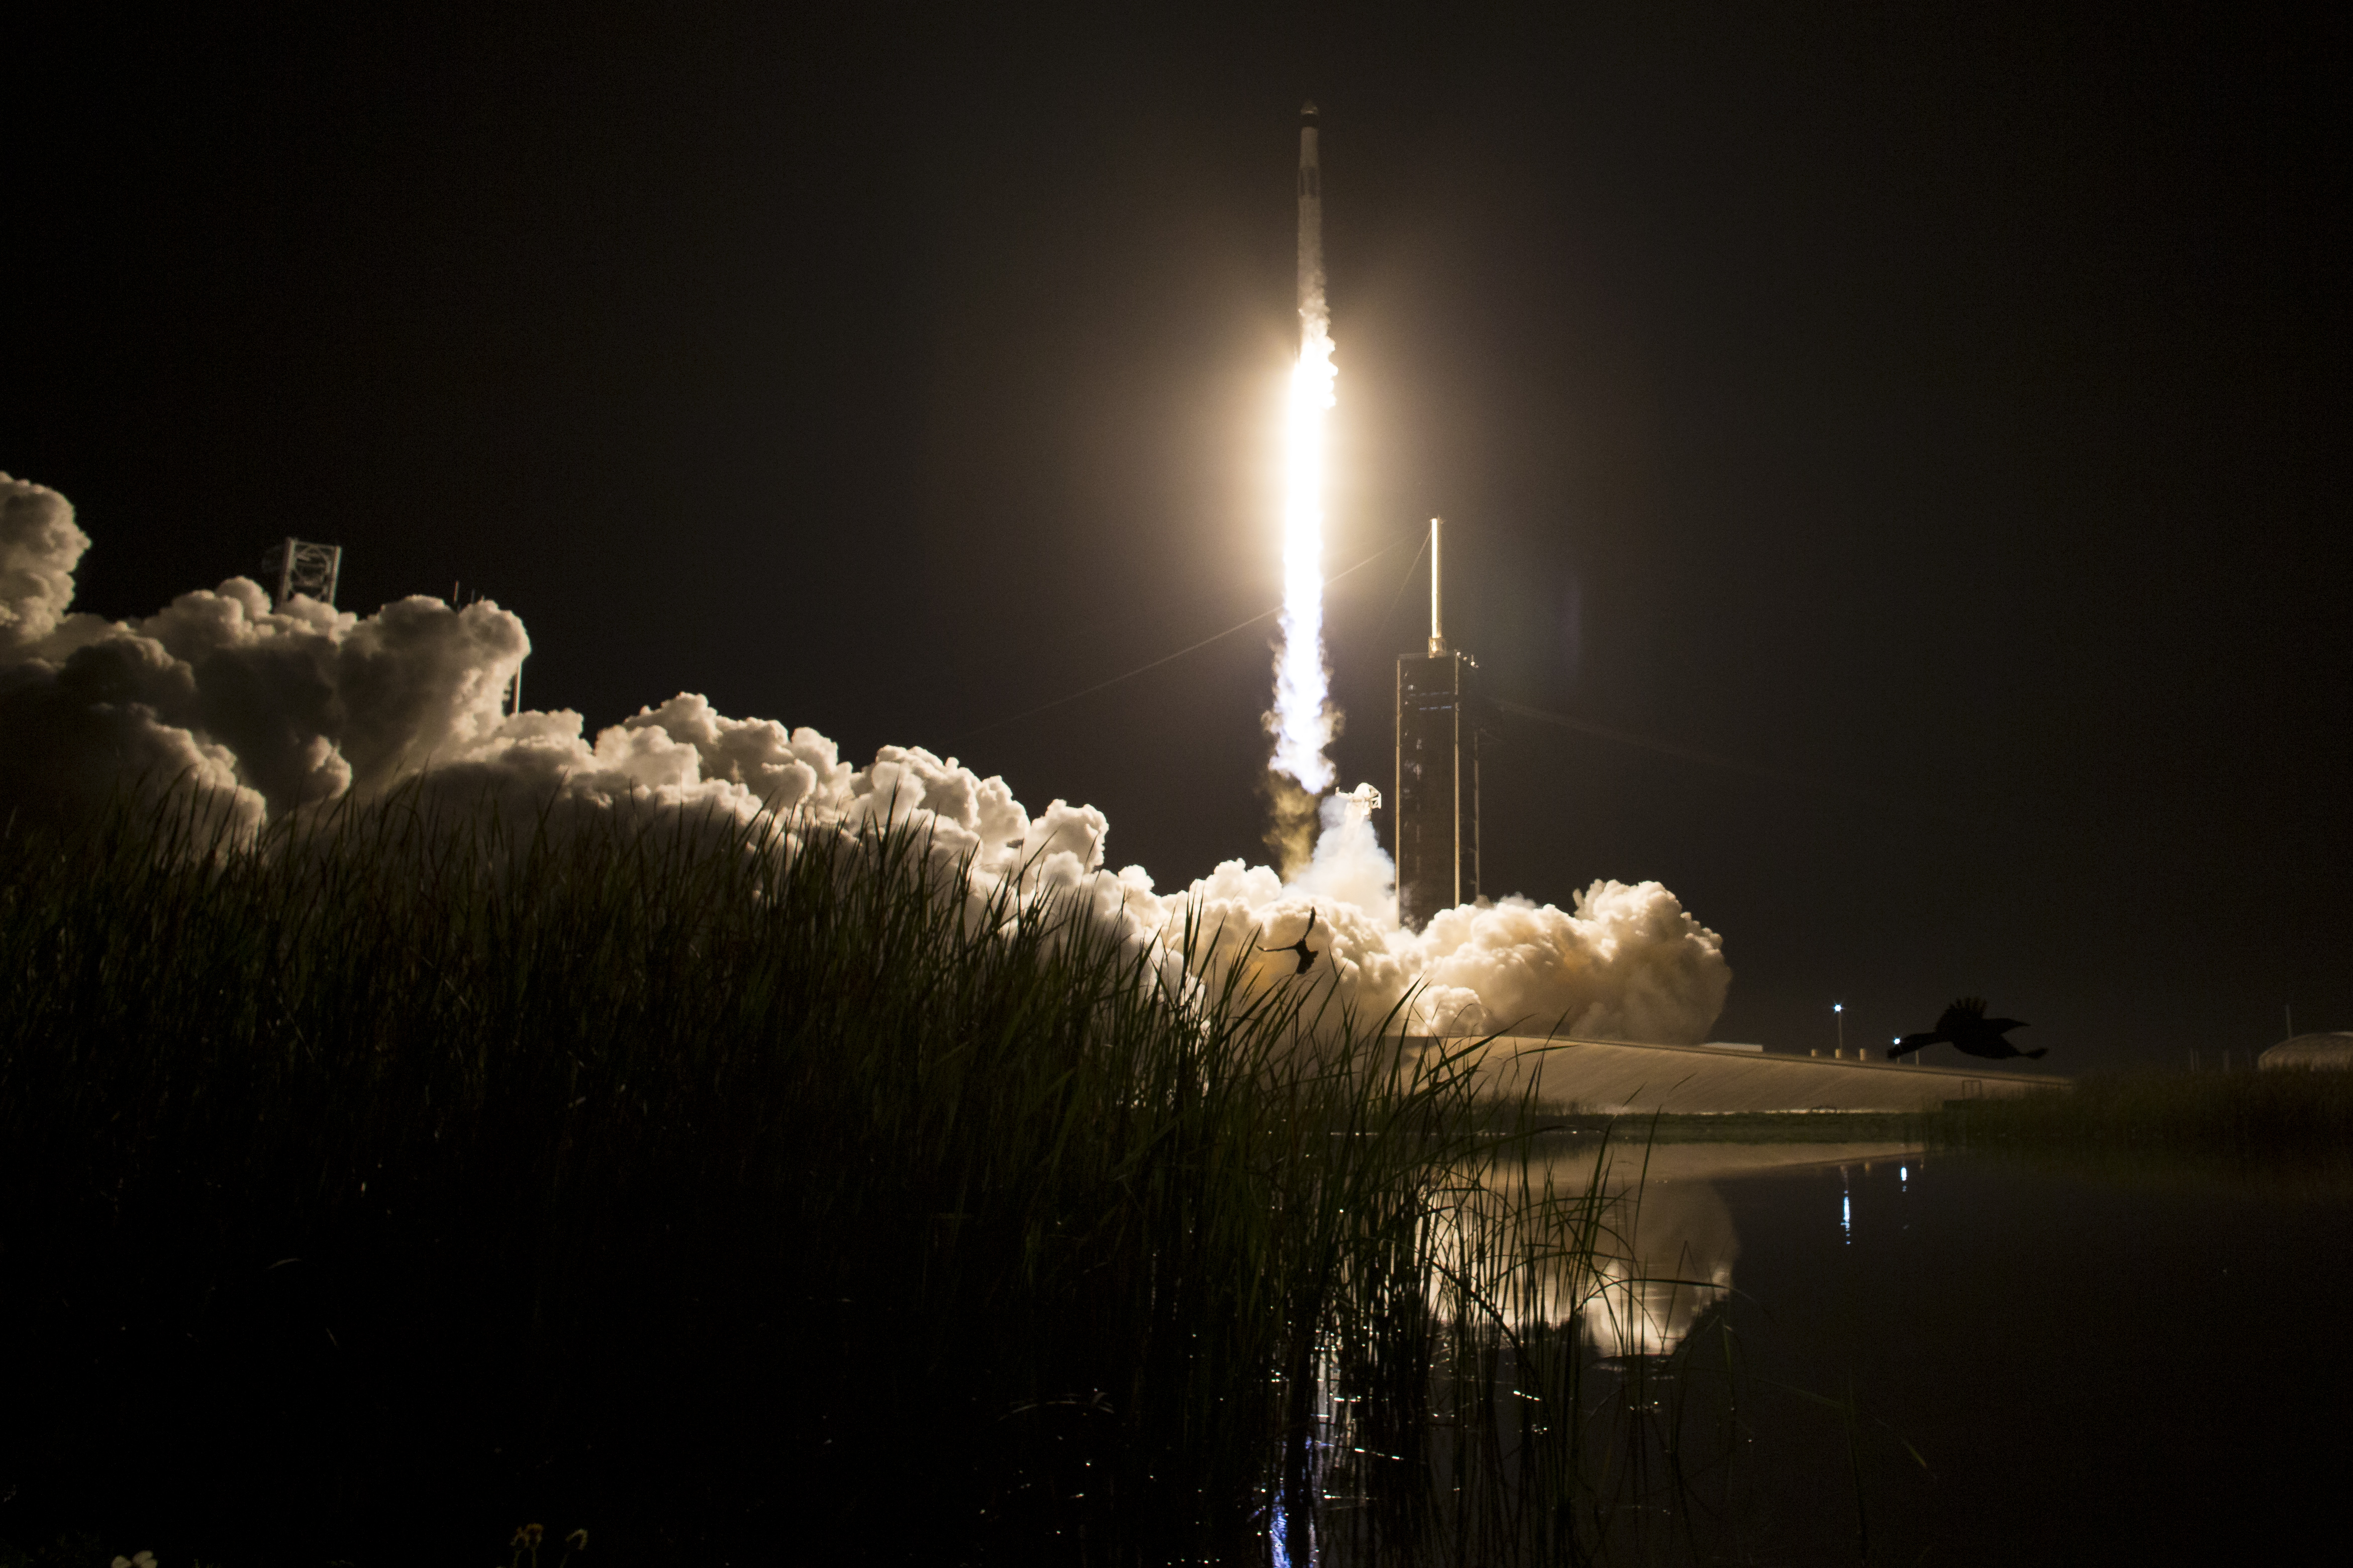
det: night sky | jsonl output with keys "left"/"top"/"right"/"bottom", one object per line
{"left": 7, "top": 4, "right": 2345, "bottom": 1067}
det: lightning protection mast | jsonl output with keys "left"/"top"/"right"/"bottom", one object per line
{"left": 1394, "top": 517, "right": 1496, "bottom": 929}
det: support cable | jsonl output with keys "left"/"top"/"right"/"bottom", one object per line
{"left": 952, "top": 536, "right": 1411, "bottom": 745}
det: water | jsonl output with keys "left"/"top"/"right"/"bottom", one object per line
{"left": 1706, "top": 1152, "right": 2353, "bottom": 1563}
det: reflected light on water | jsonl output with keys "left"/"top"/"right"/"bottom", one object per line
{"left": 1576, "top": 1180, "right": 1739, "bottom": 1359}
{"left": 1432, "top": 1142, "right": 1922, "bottom": 1365}
{"left": 1276, "top": 1142, "right": 1939, "bottom": 1562}
{"left": 1581, "top": 1244, "right": 1737, "bottom": 1360}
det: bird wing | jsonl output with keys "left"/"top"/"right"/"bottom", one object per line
{"left": 1938, "top": 997, "right": 1987, "bottom": 1031}
{"left": 1260, "top": 911, "right": 1317, "bottom": 952}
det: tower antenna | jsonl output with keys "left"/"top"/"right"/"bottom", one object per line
{"left": 1429, "top": 515, "right": 1447, "bottom": 656}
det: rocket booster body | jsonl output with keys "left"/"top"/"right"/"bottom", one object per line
{"left": 1297, "top": 101, "right": 1326, "bottom": 339}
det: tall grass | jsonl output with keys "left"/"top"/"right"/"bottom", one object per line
{"left": 0, "top": 788, "right": 1748, "bottom": 1565}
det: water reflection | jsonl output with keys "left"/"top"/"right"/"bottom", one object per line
{"left": 1703, "top": 1152, "right": 2353, "bottom": 1564}
{"left": 1467, "top": 1140, "right": 1920, "bottom": 1357}
{"left": 1581, "top": 1177, "right": 1738, "bottom": 1357}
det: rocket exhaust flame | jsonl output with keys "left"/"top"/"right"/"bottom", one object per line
{"left": 1267, "top": 103, "right": 1337, "bottom": 854}
{"left": 1273, "top": 327, "right": 1335, "bottom": 789}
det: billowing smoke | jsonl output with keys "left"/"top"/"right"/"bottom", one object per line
{"left": 0, "top": 473, "right": 1730, "bottom": 1041}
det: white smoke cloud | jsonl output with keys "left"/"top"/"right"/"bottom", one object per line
{"left": 0, "top": 474, "right": 1731, "bottom": 1041}
{"left": 0, "top": 475, "right": 87, "bottom": 656}
{"left": 1147, "top": 793, "right": 1730, "bottom": 1041}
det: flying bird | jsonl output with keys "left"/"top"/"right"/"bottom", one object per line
{"left": 1888, "top": 997, "right": 2044, "bottom": 1061}
{"left": 1257, "top": 910, "right": 1321, "bottom": 976}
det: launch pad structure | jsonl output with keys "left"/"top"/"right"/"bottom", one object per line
{"left": 1395, "top": 516, "right": 1496, "bottom": 930}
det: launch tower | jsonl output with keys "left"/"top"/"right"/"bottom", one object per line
{"left": 1395, "top": 517, "right": 1492, "bottom": 928}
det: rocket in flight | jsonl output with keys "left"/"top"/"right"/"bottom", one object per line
{"left": 1269, "top": 98, "right": 1341, "bottom": 844}
{"left": 1298, "top": 101, "right": 1325, "bottom": 339}
{"left": 1270, "top": 99, "right": 1339, "bottom": 807}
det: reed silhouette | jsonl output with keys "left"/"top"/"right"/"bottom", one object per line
{"left": 0, "top": 784, "right": 1771, "bottom": 1565}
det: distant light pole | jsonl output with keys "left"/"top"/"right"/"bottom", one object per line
{"left": 1834, "top": 1002, "right": 1845, "bottom": 1059}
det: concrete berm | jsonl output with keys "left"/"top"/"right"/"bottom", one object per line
{"left": 1421, "top": 1034, "right": 2066, "bottom": 1115}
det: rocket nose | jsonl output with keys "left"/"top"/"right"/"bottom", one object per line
{"left": 1301, "top": 99, "right": 1319, "bottom": 119}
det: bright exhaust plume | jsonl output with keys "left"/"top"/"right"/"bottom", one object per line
{"left": 1265, "top": 103, "right": 1339, "bottom": 871}
{"left": 1271, "top": 319, "right": 1336, "bottom": 797}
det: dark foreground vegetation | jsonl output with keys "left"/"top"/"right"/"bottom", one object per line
{"left": 1926, "top": 1068, "right": 2353, "bottom": 1179}
{"left": 0, "top": 793, "right": 1756, "bottom": 1566}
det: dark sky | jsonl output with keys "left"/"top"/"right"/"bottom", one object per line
{"left": 7, "top": 4, "right": 2346, "bottom": 1066}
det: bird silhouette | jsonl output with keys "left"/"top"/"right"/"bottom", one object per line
{"left": 1256, "top": 910, "right": 1321, "bottom": 976}
{"left": 1887, "top": 997, "right": 2044, "bottom": 1061}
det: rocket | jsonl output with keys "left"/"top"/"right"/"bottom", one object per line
{"left": 1297, "top": 101, "right": 1325, "bottom": 339}
{"left": 1270, "top": 98, "right": 1340, "bottom": 807}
